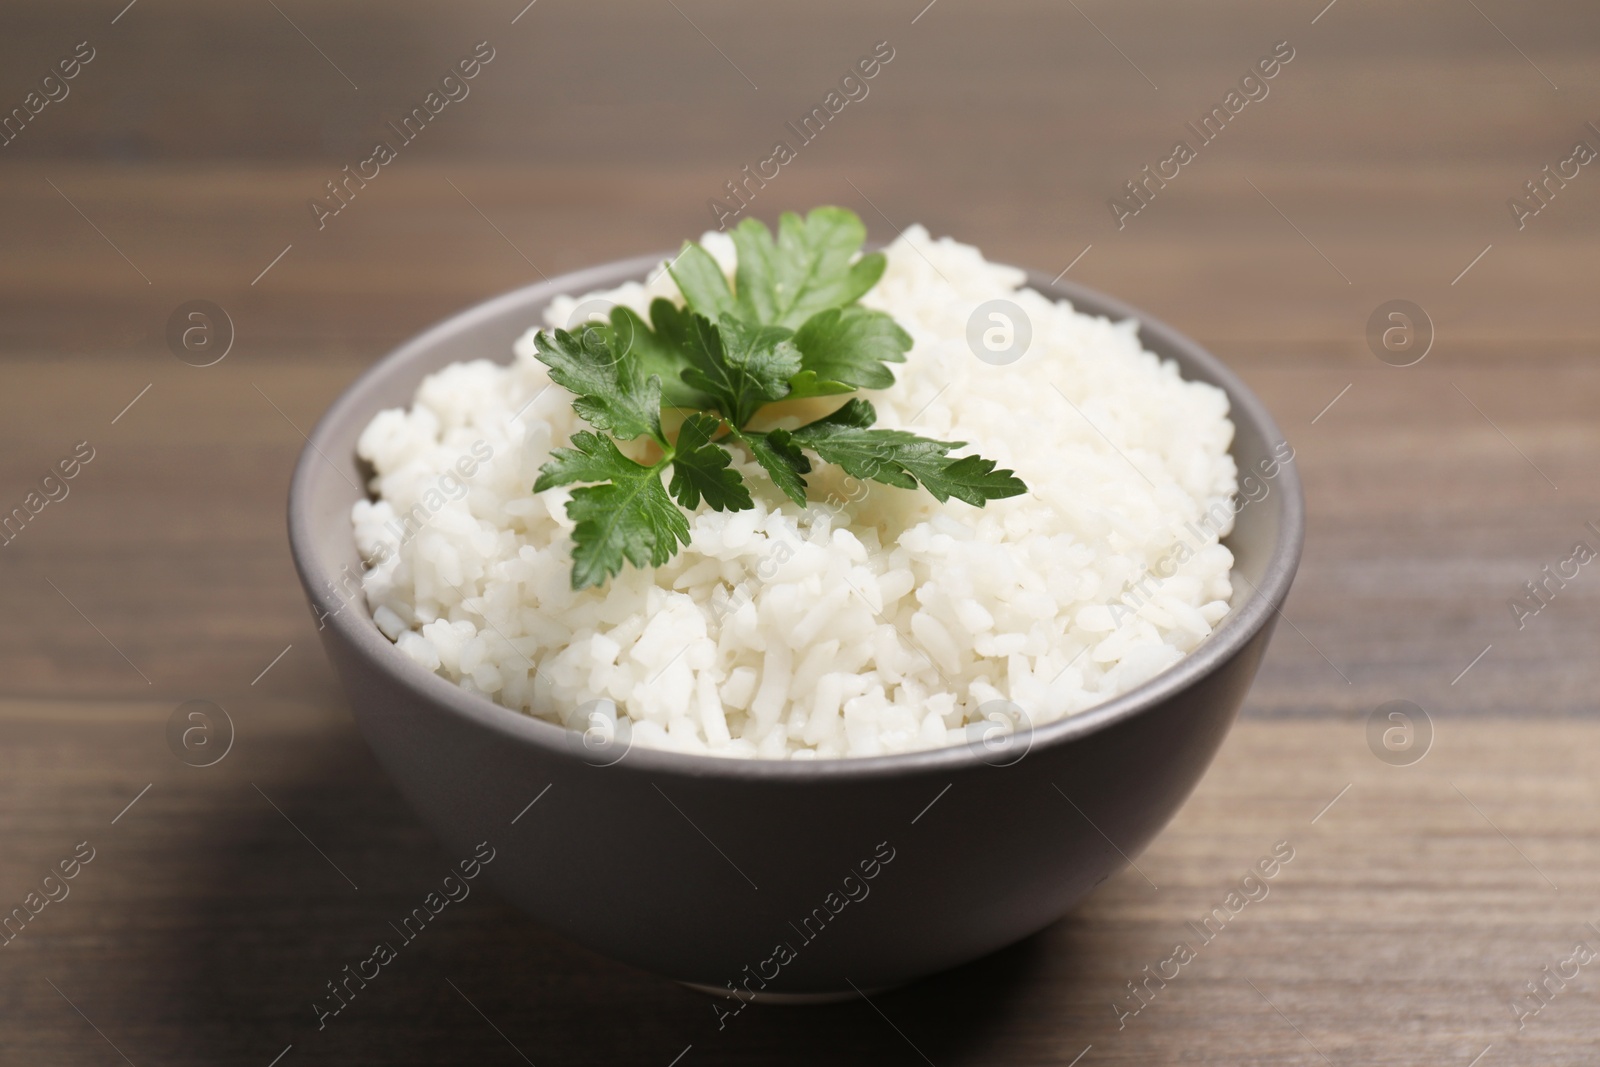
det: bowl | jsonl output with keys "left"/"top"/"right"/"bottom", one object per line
{"left": 287, "top": 252, "right": 1303, "bottom": 999}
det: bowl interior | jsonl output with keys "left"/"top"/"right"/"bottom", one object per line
{"left": 288, "top": 252, "right": 1303, "bottom": 776}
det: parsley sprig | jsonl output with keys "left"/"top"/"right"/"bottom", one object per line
{"left": 532, "top": 207, "right": 1027, "bottom": 590}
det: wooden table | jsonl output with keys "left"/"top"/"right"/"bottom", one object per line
{"left": 4, "top": 1, "right": 1598, "bottom": 1062}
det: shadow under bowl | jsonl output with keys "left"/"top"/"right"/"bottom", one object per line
{"left": 287, "top": 254, "right": 1304, "bottom": 996}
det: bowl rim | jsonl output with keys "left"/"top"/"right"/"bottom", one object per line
{"left": 288, "top": 250, "right": 1304, "bottom": 782}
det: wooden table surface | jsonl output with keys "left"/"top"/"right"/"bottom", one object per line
{"left": 4, "top": 1, "right": 1600, "bottom": 1063}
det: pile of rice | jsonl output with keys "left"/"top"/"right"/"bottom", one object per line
{"left": 351, "top": 226, "right": 1239, "bottom": 759}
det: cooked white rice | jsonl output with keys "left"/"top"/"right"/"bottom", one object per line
{"left": 351, "top": 225, "right": 1238, "bottom": 759}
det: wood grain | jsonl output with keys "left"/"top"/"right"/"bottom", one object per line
{"left": 3, "top": 0, "right": 1599, "bottom": 1062}
{"left": 4, "top": 708, "right": 1598, "bottom": 1065}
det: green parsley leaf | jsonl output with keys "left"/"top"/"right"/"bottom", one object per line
{"left": 647, "top": 299, "right": 721, "bottom": 384}
{"left": 671, "top": 310, "right": 801, "bottom": 426}
{"left": 779, "top": 398, "right": 1028, "bottom": 506}
{"left": 913, "top": 454, "right": 1030, "bottom": 506}
{"left": 715, "top": 313, "right": 802, "bottom": 414}
{"left": 668, "top": 413, "right": 752, "bottom": 512}
{"left": 790, "top": 395, "right": 875, "bottom": 429}
{"left": 533, "top": 429, "right": 634, "bottom": 492}
{"left": 667, "top": 242, "right": 737, "bottom": 321}
{"left": 731, "top": 208, "right": 887, "bottom": 329}
{"left": 527, "top": 207, "right": 1027, "bottom": 589}
{"left": 607, "top": 304, "right": 711, "bottom": 409}
{"left": 791, "top": 305, "right": 912, "bottom": 391}
{"left": 781, "top": 370, "right": 856, "bottom": 401}
{"left": 734, "top": 427, "right": 812, "bottom": 508}
{"left": 534, "top": 431, "right": 690, "bottom": 590}
{"left": 532, "top": 326, "right": 664, "bottom": 444}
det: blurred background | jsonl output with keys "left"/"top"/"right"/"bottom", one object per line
{"left": 3, "top": 1, "right": 1598, "bottom": 1064}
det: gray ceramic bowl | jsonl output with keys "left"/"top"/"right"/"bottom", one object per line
{"left": 288, "top": 253, "right": 1303, "bottom": 999}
